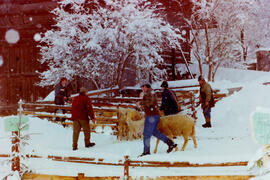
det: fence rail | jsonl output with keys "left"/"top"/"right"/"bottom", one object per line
{"left": 0, "top": 153, "right": 252, "bottom": 179}
{"left": 18, "top": 86, "right": 241, "bottom": 139}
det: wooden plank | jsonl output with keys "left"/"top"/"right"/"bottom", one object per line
{"left": 23, "top": 174, "right": 77, "bottom": 180}
{"left": 91, "top": 97, "right": 141, "bottom": 102}
{"left": 0, "top": 154, "right": 9, "bottom": 157}
{"left": 227, "top": 87, "right": 243, "bottom": 95}
{"left": 22, "top": 102, "right": 136, "bottom": 109}
{"left": 129, "top": 161, "right": 248, "bottom": 168}
{"left": 22, "top": 111, "right": 72, "bottom": 119}
{"left": 23, "top": 174, "right": 120, "bottom": 180}
{"left": 22, "top": 111, "right": 118, "bottom": 122}
{"left": 23, "top": 174, "right": 254, "bottom": 180}
{"left": 62, "top": 122, "right": 117, "bottom": 130}
{"left": 154, "top": 176, "right": 254, "bottom": 180}
{"left": 214, "top": 94, "right": 227, "bottom": 98}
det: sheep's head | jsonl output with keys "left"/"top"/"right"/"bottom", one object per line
{"left": 127, "top": 109, "right": 142, "bottom": 121}
{"left": 118, "top": 108, "right": 129, "bottom": 123}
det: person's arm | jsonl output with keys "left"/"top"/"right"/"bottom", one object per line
{"left": 86, "top": 97, "right": 96, "bottom": 123}
{"left": 55, "top": 84, "right": 61, "bottom": 97}
{"left": 160, "top": 92, "right": 165, "bottom": 111}
{"left": 142, "top": 94, "right": 154, "bottom": 108}
{"left": 204, "top": 84, "right": 212, "bottom": 107}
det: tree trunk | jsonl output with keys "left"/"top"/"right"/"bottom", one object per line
{"left": 194, "top": 52, "right": 203, "bottom": 75}
{"left": 241, "top": 30, "right": 248, "bottom": 62}
{"left": 204, "top": 24, "right": 212, "bottom": 82}
{"left": 171, "top": 48, "right": 176, "bottom": 80}
{"left": 118, "top": 51, "right": 134, "bottom": 88}
{"left": 190, "top": 29, "right": 203, "bottom": 76}
{"left": 116, "top": 58, "right": 124, "bottom": 87}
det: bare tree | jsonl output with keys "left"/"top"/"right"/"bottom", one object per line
{"left": 184, "top": 0, "right": 260, "bottom": 81}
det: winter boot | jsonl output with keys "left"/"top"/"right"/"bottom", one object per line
{"left": 138, "top": 151, "right": 150, "bottom": 158}
{"left": 202, "top": 122, "right": 211, "bottom": 128}
{"left": 202, "top": 118, "right": 212, "bottom": 128}
{"left": 166, "top": 139, "right": 177, "bottom": 153}
{"left": 86, "top": 142, "right": 95, "bottom": 148}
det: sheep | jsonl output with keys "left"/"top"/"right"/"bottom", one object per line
{"left": 102, "top": 111, "right": 117, "bottom": 117}
{"left": 154, "top": 113, "right": 197, "bottom": 153}
{"left": 118, "top": 108, "right": 144, "bottom": 140}
{"left": 118, "top": 108, "right": 197, "bottom": 152}
{"left": 126, "top": 112, "right": 144, "bottom": 140}
{"left": 117, "top": 108, "right": 130, "bottom": 141}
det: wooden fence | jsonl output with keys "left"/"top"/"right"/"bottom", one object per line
{"left": 0, "top": 153, "right": 253, "bottom": 180}
{"left": 19, "top": 85, "right": 240, "bottom": 138}
{"left": 0, "top": 86, "right": 249, "bottom": 179}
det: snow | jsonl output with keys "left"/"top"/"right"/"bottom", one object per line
{"left": 33, "top": 33, "right": 41, "bottom": 42}
{"left": 0, "top": 55, "right": 3, "bottom": 67}
{"left": 2, "top": 67, "right": 270, "bottom": 178}
{"left": 5, "top": 29, "right": 20, "bottom": 44}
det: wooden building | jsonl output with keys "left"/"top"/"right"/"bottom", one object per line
{"left": 0, "top": 0, "right": 57, "bottom": 114}
{"left": 0, "top": 0, "right": 192, "bottom": 114}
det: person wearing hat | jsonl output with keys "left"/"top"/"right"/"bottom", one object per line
{"left": 71, "top": 87, "right": 96, "bottom": 150}
{"left": 160, "top": 81, "right": 179, "bottom": 116}
{"left": 138, "top": 83, "right": 177, "bottom": 157}
{"left": 198, "top": 75, "right": 214, "bottom": 128}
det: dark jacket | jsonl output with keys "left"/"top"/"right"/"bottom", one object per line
{"left": 160, "top": 88, "right": 179, "bottom": 116}
{"left": 199, "top": 82, "right": 214, "bottom": 109}
{"left": 141, "top": 88, "right": 160, "bottom": 116}
{"left": 71, "top": 94, "right": 95, "bottom": 121}
{"left": 54, "top": 83, "right": 68, "bottom": 105}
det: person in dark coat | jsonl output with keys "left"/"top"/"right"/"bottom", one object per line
{"left": 160, "top": 81, "right": 179, "bottom": 116}
{"left": 55, "top": 77, "right": 69, "bottom": 105}
{"left": 198, "top": 75, "right": 214, "bottom": 128}
{"left": 138, "top": 84, "right": 177, "bottom": 157}
{"left": 54, "top": 77, "right": 69, "bottom": 123}
{"left": 71, "top": 87, "right": 96, "bottom": 151}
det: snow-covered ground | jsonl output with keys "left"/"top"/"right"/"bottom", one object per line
{"left": 1, "top": 66, "right": 270, "bottom": 179}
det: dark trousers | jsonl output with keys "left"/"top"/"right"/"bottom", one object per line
{"left": 73, "top": 119, "right": 91, "bottom": 148}
{"left": 143, "top": 115, "right": 170, "bottom": 154}
{"left": 203, "top": 107, "right": 211, "bottom": 119}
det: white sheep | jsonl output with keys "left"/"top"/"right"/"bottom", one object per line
{"left": 118, "top": 108, "right": 144, "bottom": 140}
{"left": 154, "top": 113, "right": 197, "bottom": 153}
{"left": 118, "top": 108, "right": 129, "bottom": 140}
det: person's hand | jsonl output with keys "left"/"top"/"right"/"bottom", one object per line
{"left": 159, "top": 110, "right": 164, "bottom": 117}
{"left": 92, "top": 118, "right": 96, "bottom": 124}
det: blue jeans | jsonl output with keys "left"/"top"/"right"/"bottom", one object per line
{"left": 203, "top": 107, "right": 211, "bottom": 119}
{"left": 143, "top": 115, "right": 170, "bottom": 154}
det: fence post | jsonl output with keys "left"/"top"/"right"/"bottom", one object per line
{"left": 11, "top": 99, "right": 23, "bottom": 172}
{"left": 124, "top": 155, "right": 130, "bottom": 180}
{"left": 11, "top": 131, "right": 20, "bottom": 172}
{"left": 190, "top": 92, "right": 197, "bottom": 120}
{"left": 77, "top": 173, "right": 85, "bottom": 180}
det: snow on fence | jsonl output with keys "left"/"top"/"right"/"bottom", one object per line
{"left": 19, "top": 86, "right": 238, "bottom": 139}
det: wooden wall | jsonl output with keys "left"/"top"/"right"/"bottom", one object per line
{"left": 0, "top": 0, "right": 56, "bottom": 114}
